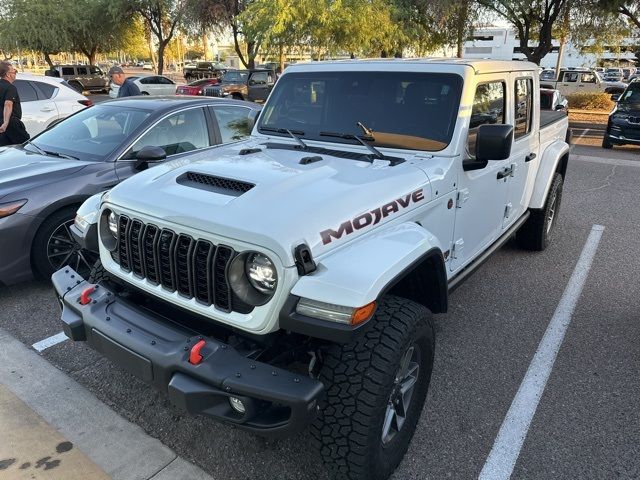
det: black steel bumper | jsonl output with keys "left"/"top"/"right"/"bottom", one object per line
{"left": 52, "top": 267, "right": 324, "bottom": 438}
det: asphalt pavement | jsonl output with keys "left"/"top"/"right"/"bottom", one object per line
{"left": 0, "top": 142, "right": 638, "bottom": 479}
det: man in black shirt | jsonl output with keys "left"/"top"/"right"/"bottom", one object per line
{"left": 108, "top": 65, "right": 141, "bottom": 98}
{"left": 0, "top": 61, "right": 29, "bottom": 146}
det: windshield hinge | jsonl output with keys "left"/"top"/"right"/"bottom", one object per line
{"left": 294, "top": 244, "right": 316, "bottom": 276}
{"left": 456, "top": 189, "right": 470, "bottom": 208}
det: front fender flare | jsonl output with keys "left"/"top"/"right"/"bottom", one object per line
{"left": 291, "top": 222, "right": 444, "bottom": 308}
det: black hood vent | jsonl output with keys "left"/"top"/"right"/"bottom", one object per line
{"left": 177, "top": 172, "right": 255, "bottom": 196}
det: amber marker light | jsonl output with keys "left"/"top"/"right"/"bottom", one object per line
{"left": 0, "top": 199, "right": 27, "bottom": 218}
{"left": 351, "top": 301, "right": 376, "bottom": 326}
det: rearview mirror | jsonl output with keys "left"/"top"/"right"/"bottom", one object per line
{"left": 134, "top": 145, "right": 166, "bottom": 170}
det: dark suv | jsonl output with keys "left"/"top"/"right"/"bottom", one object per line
{"left": 202, "top": 69, "right": 275, "bottom": 102}
{"left": 603, "top": 80, "right": 640, "bottom": 149}
{"left": 47, "top": 64, "right": 109, "bottom": 93}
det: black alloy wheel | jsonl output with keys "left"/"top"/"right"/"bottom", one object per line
{"left": 45, "top": 219, "right": 97, "bottom": 278}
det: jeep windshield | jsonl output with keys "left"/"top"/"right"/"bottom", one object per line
{"left": 221, "top": 71, "right": 249, "bottom": 83}
{"left": 257, "top": 71, "right": 463, "bottom": 151}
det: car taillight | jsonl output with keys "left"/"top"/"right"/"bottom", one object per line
{"left": 78, "top": 99, "right": 93, "bottom": 107}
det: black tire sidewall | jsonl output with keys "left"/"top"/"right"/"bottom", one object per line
{"left": 31, "top": 207, "right": 79, "bottom": 279}
{"left": 541, "top": 173, "right": 563, "bottom": 249}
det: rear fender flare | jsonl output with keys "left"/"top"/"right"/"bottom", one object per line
{"left": 529, "top": 140, "right": 569, "bottom": 209}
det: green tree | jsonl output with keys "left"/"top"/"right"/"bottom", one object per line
{"left": 599, "top": 0, "right": 640, "bottom": 29}
{"left": 0, "top": 0, "right": 72, "bottom": 68}
{"left": 67, "top": 0, "right": 135, "bottom": 65}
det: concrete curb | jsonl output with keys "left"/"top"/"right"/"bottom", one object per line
{"left": 0, "top": 327, "right": 213, "bottom": 480}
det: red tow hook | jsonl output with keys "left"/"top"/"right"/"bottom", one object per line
{"left": 79, "top": 285, "right": 96, "bottom": 305}
{"left": 189, "top": 340, "right": 206, "bottom": 365}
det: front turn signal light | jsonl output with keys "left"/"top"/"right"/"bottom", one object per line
{"left": 0, "top": 199, "right": 27, "bottom": 218}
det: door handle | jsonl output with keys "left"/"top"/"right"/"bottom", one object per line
{"left": 497, "top": 166, "right": 513, "bottom": 180}
{"left": 525, "top": 153, "right": 537, "bottom": 162}
{"left": 40, "top": 107, "right": 55, "bottom": 112}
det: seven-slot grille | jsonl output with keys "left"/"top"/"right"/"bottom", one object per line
{"left": 114, "top": 215, "right": 250, "bottom": 313}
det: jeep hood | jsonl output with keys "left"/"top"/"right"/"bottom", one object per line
{"left": 105, "top": 142, "right": 432, "bottom": 266}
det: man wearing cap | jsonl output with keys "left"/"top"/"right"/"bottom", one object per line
{"left": 109, "top": 66, "right": 140, "bottom": 98}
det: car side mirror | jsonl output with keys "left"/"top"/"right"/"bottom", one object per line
{"left": 134, "top": 145, "right": 166, "bottom": 170}
{"left": 248, "top": 79, "right": 256, "bottom": 86}
{"left": 610, "top": 94, "right": 620, "bottom": 102}
{"left": 464, "top": 124, "right": 514, "bottom": 171}
{"left": 555, "top": 104, "right": 565, "bottom": 110}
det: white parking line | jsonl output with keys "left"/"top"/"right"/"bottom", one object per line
{"left": 32, "top": 331, "right": 68, "bottom": 352}
{"left": 479, "top": 224, "right": 605, "bottom": 480}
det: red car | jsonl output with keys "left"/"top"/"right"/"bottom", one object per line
{"left": 176, "top": 78, "right": 219, "bottom": 95}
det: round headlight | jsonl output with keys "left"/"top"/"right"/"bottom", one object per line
{"left": 108, "top": 212, "right": 118, "bottom": 238}
{"left": 245, "top": 253, "right": 277, "bottom": 294}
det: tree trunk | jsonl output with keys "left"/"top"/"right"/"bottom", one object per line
{"left": 456, "top": 0, "right": 469, "bottom": 58}
{"left": 247, "top": 40, "right": 256, "bottom": 69}
{"left": 157, "top": 42, "right": 167, "bottom": 75}
{"left": 44, "top": 52, "right": 55, "bottom": 70}
{"left": 202, "top": 29, "right": 208, "bottom": 61}
{"left": 278, "top": 43, "right": 284, "bottom": 72}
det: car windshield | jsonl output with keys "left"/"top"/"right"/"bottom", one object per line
{"left": 222, "top": 71, "right": 249, "bottom": 83}
{"left": 257, "top": 71, "right": 463, "bottom": 152}
{"left": 29, "top": 105, "right": 152, "bottom": 161}
{"left": 619, "top": 84, "right": 640, "bottom": 104}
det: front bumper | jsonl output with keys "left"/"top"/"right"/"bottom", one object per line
{"left": 52, "top": 267, "right": 323, "bottom": 438}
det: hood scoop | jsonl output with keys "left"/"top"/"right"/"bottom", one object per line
{"left": 177, "top": 172, "right": 255, "bottom": 197}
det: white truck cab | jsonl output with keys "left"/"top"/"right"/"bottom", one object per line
{"left": 55, "top": 59, "right": 569, "bottom": 480}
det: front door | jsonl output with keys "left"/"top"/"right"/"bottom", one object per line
{"left": 247, "top": 71, "right": 273, "bottom": 102}
{"left": 450, "top": 78, "right": 510, "bottom": 273}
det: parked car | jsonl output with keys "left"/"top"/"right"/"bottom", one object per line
{"left": 176, "top": 78, "right": 220, "bottom": 96}
{"left": 15, "top": 73, "right": 91, "bottom": 137}
{"left": 602, "top": 81, "right": 640, "bottom": 149}
{"left": 604, "top": 67, "right": 624, "bottom": 82}
{"left": 46, "top": 64, "right": 109, "bottom": 93}
{"left": 183, "top": 61, "right": 227, "bottom": 81}
{"left": 109, "top": 76, "right": 141, "bottom": 98}
{"left": 540, "top": 88, "right": 568, "bottom": 111}
{"left": 540, "top": 68, "right": 627, "bottom": 95}
{"left": 202, "top": 69, "right": 275, "bottom": 102}
{"left": 142, "top": 62, "right": 154, "bottom": 71}
{"left": 622, "top": 67, "right": 635, "bottom": 81}
{"left": 0, "top": 97, "right": 261, "bottom": 286}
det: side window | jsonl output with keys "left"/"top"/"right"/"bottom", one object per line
{"left": 581, "top": 72, "right": 596, "bottom": 83}
{"left": 13, "top": 80, "right": 39, "bottom": 102}
{"left": 90, "top": 66, "right": 102, "bottom": 75}
{"left": 77, "top": 67, "right": 88, "bottom": 75}
{"left": 127, "top": 108, "right": 210, "bottom": 157}
{"left": 467, "top": 81, "right": 505, "bottom": 155}
{"left": 562, "top": 72, "right": 578, "bottom": 82}
{"left": 251, "top": 72, "right": 268, "bottom": 85}
{"left": 139, "top": 77, "right": 152, "bottom": 84}
{"left": 62, "top": 67, "right": 75, "bottom": 76}
{"left": 32, "top": 81, "right": 57, "bottom": 99}
{"left": 158, "top": 76, "right": 173, "bottom": 84}
{"left": 514, "top": 78, "right": 533, "bottom": 139}
{"left": 212, "top": 106, "right": 252, "bottom": 143}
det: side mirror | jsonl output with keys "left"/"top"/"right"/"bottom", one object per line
{"left": 610, "top": 94, "right": 620, "bottom": 102}
{"left": 464, "top": 124, "right": 514, "bottom": 171}
{"left": 248, "top": 79, "right": 256, "bottom": 86}
{"left": 134, "top": 145, "right": 166, "bottom": 170}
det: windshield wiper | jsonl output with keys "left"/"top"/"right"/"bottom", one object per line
{"left": 319, "top": 130, "right": 384, "bottom": 159}
{"left": 43, "top": 150, "right": 79, "bottom": 161}
{"left": 24, "top": 140, "right": 48, "bottom": 156}
{"left": 24, "top": 140, "right": 79, "bottom": 160}
{"left": 259, "top": 126, "right": 308, "bottom": 149}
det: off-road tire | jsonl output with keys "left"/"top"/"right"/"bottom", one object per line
{"left": 88, "top": 259, "right": 111, "bottom": 284}
{"left": 311, "top": 295, "right": 435, "bottom": 480}
{"left": 517, "top": 173, "right": 563, "bottom": 251}
{"left": 601, "top": 135, "right": 613, "bottom": 149}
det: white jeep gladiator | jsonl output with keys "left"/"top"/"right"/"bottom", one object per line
{"left": 54, "top": 59, "right": 569, "bottom": 480}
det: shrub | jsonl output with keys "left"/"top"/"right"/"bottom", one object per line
{"left": 566, "top": 92, "right": 615, "bottom": 110}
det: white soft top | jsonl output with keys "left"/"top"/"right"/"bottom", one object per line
{"left": 286, "top": 58, "right": 538, "bottom": 75}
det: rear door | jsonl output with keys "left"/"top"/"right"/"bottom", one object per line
{"left": 504, "top": 74, "right": 538, "bottom": 228}
{"left": 579, "top": 71, "right": 599, "bottom": 94}
{"left": 156, "top": 76, "right": 176, "bottom": 95}
{"left": 14, "top": 79, "right": 58, "bottom": 136}
{"left": 557, "top": 71, "right": 579, "bottom": 95}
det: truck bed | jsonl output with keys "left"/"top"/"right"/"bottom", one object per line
{"left": 540, "top": 110, "right": 567, "bottom": 129}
